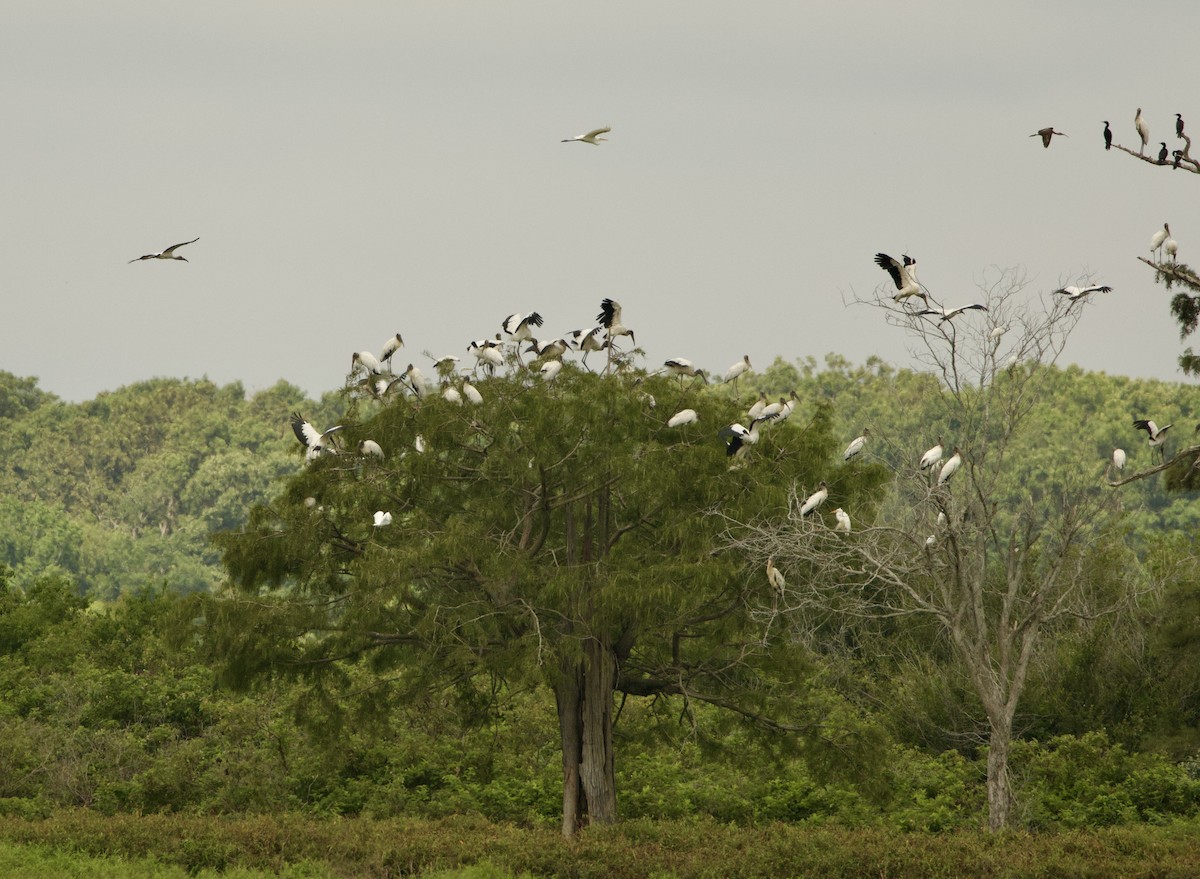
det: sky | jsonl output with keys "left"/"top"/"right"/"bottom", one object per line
{"left": 3, "top": 1, "right": 1198, "bottom": 402}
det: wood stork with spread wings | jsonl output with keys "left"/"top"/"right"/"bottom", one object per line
{"left": 917, "top": 303, "right": 989, "bottom": 322}
{"left": 1030, "top": 127, "right": 1067, "bottom": 148}
{"left": 290, "top": 413, "right": 344, "bottom": 462}
{"left": 1053, "top": 284, "right": 1112, "bottom": 302}
{"left": 129, "top": 237, "right": 199, "bottom": 262}
{"left": 719, "top": 413, "right": 777, "bottom": 457}
{"left": 597, "top": 298, "right": 634, "bottom": 344}
{"left": 562, "top": 125, "right": 611, "bottom": 144}
{"left": 1133, "top": 418, "right": 1172, "bottom": 460}
{"left": 502, "top": 312, "right": 544, "bottom": 343}
{"left": 874, "top": 253, "right": 925, "bottom": 302}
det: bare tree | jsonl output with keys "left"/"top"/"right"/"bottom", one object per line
{"left": 724, "top": 272, "right": 1129, "bottom": 831}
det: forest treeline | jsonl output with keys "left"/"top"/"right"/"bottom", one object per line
{"left": 1, "top": 361, "right": 1199, "bottom": 831}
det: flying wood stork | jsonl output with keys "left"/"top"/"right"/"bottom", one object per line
{"left": 129, "top": 237, "right": 199, "bottom": 263}
{"left": 1053, "top": 284, "right": 1112, "bottom": 302}
{"left": 562, "top": 125, "right": 611, "bottom": 144}
{"left": 874, "top": 253, "right": 924, "bottom": 302}
{"left": 917, "top": 303, "right": 989, "bottom": 322}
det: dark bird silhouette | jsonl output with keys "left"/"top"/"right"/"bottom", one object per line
{"left": 1158, "top": 142, "right": 1169, "bottom": 163}
{"left": 1031, "top": 127, "right": 1067, "bottom": 148}
{"left": 1177, "top": 113, "right": 1186, "bottom": 138}
{"left": 1103, "top": 121, "right": 1112, "bottom": 150}
{"left": 1174, "top": 150, "right": 1184, "bottom": 170}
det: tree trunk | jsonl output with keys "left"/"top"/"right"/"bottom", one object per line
{"left": 553, "top": 637, "right": 618, "bottom": 838}
{"left": 985, "top": 720, "right": 1013, "bottom": 831}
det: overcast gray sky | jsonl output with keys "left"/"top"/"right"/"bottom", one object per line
{"left": 3, "top": 1, "right": 1197, "bottom": 402}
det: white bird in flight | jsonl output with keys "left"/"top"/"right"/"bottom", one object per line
{"left": 562, "top": 125, "right": 611, "bottom": 145}
{"left": 129, "top": 237, "right": 199, "bottom": 263}
{"left": 917, "top": 303, "right": 989, "bottom": 322}
{"left": 1053, "top": 284, "right": 1112, "bottom": 302}
{"left": 290, "top": 413, "right": 344, "bottom": 462}
{"left": 874, "top": 253, "right": 924, "bottom": 302}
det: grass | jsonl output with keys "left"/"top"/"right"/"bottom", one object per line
{"left": 0, "top": 812, "right": 1198, "bottom": 878}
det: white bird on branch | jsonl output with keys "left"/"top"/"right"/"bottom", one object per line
{"left": 462, "top": 379, "right": 483, "bottom": 405}
{"left": 799, "top": 482, "right": 829, "bottom": 516}
{"left": 401, "top": 363, "right": 428, "bottom": 397}
{"left": 834, "top": 508, "right": 851, "bottom": 534}
{"left": 358, "top": 440, "right": 384, "bottom": 459}
{"left": 442, "top": 381, "right": 463, "bottom": 405}
{"left": 843, "top": 428, "right": 870, "bottom": 461}
{"left": 724, "top": 355, "right": 752, "bottom": 394}
{"left": 570, "top": 326, "right": 606, "bottom": 366}
{"left": 919, "top": 437, "right": 944, "bottom": 472}
{"left": 663, "top": 358, "right": 707, "bottom": 386}
{"left": 539, "top": 359, "right": 563, "bottom": 382}
{"left": 561, "top": 125, "right": 611, "bottom": 144}
{"left": 1111, "top": 448, "right": 1126, "bottom": 472}
{"left": 1164, "top": 235, "right": 1178, "bottom": 262}
{"left": 937, "top": 447, "right": 963, "bottom": 486}
{"left": 667, "top": 408, "right": 699, "bottom": 428}
{"left": 1133, "top": 418, "right": 1172, "bottom": 459}
{"left": 1053, "top": 284, "right": 1112, "bottom": 302}
{"left": 129, "top": 237, "right": 199, "bottom": 263}
{"left": 1135, "top": 107, "right": 1150, "bottom": 155}
{"left": 747, "top": 392, "right": 768, "bottom": 421}
{"left": 874, "top": 253, "right": 925, "bottom": 302}
{"left": 778, "top": 391, "right": 799, "bottom": 422}
{"left": 1030, "top": 127, "right": 1067, "bottom": 148}
{"left": 719, "top": 413, "right": 776, "bottom": 457}
{"left": 1151, "top": 223, "right": 1171, "bottom": 258}
{"left": 917, "top": 303, "right": 989, "bottom": 322}
{"left": 290, "top": 413, "right": 343, "bottom": 462}
{"left": 766, "top": 557, "right": 785, "bottom": 595}
{"left": 373, "top": 511, "right": 393, "bottom": 528}
{"left": 502, "top": 312, "right": 544, "bottom": 343}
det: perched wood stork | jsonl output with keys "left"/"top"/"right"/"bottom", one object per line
{"left": 469, "top": 335, "right": 505, "bottom": 375}
{"left": 1158, "top": 142, "right": 1170, "bottom": 163}
{"left": 778, "top": 391, "right": 799, "bottom": 422}
{"left": 290, "top": 413, "right": 343, "bottom": 462}
{"left": 562, "top": 125, "right": 611, "bottom": 144}
{"left": 503, "top": 312, "right": 543, "bottom": 342}
{"left": 352, "top": 350, "right": 386, "bottom": 376}
{"left": 667, "top": 408, "right": 699, "bottom": 428}
{"left": 766, "top": 557, "right": 785, "bottom": 595}
{"left": 1053, "top": 284, "right": 1112, "bottom": 302}
{"left": 1151, "top": 223, "right": 1171, "bottom": 259}
{"left": 528, "top": 338, "right": 570, "bottom": 359}
{"left": 401, "top": 363, "right": 428, "bottom": 397}
{"left": 843, "top": 428, "right": 870, "bottom": 461}
{"left": 597, "top": 298, "right": 634, "bottom": 345}
{"left": 1165, "top": 235, "right": 1178, "bottom": 262}
{"left": 1112, "top": 448, "right": 1127, "bottom": 472}
{"left": 919, "top": 437, "right": 945, "bottom": 472}
{"left": 1177, "top": 113, "right": 1186, "bottom": 138}
{"left": 358, "top": 439, "right": 385, "bottom": 459}
{"left": 1133, "top": 418, "right": 1172, "bottom": 459}
{"left": 874, "top": 253, "right": 924, "bottom": 302}
{"left": 129, "top": 237, "right": 199, "bottom": 262}
{"left": 366, "top": 375, "right": 405, "bottom": 400}
{"left": 719, "top": 413, "right": 777, "bottom": 457}
{"left": 724, "top": 355, "right": 752, "bottom": 393}
{"left": 1030, "top": 127, "right": 1067, "bottom": 148}
{"left": 1103, "top": 121, "right": 1112, "bottom": 150}
{"left": 747, "top": 392, "right": 768, "bottom": 421}
{"left": 937, "top": 448, "right": 963, "bottom": 486}
{"left": 1135, "top": 108, "right": 1150, "bottom": 154}
{"left": 442, "top": 381, "right": 463, "bottom": 405}
{"left": 917, "top": 303, "right": 988, "bottom": 322}
{"left": 760, "top": 396, "right": 786, "bottom": 420}
{"left": 462, "top": 379, "right": 483, "bottom": 405}
{"left": 570, "top": 326, "right": 606, "bottom": 365}
{"left": 539, "top": 359, "right": 563, "bottom": 382}
{"left": 433, "top": 355, "right": 461, "bottom": 377}
{"left": 663, "top": 357, "right": 707, "bottom": 384}
{"left": 379, "top": 334, "right": 404, "bottom": 368}
{"left": 834, "top": 508, "right": 851, "bottom": 534}
{"left": 373, "top": 511, "right": 393, "bottom": 528}
{"left": 799, "top": 482, "right": 829, "bottom": 516}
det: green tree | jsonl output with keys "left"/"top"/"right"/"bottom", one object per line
{"left": 213, "top": 365, "right": 886, "bottom": 836}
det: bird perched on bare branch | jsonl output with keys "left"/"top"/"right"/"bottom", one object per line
{"left": 1102, "top": 121, "right": 1112, "bottom": 150}
{"left": 874, "top": 253, "right": 924, "bottom": 302}
{"left": 1135, "top": 108, "right": 1150, "bottom": 154}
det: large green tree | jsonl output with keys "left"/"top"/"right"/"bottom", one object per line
{"left": 214, "top": 363, "right": 886, "bottom": 836}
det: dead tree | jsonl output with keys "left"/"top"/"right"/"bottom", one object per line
{"left": 725, "top": 272, "right": 1130, "bottom": 831}
{"left": 1108, "top": 109, "right": 1198, "bottom": 175}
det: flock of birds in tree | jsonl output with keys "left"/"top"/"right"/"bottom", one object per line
{"left": 128, "top": 122, "right": 1187, "bottom": 583}
{"left": 1037, "top": 108, "right": 1192, "bottom": 169}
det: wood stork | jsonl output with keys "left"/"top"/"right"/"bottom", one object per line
{"left": 373, "top": 511, "right": 393, "bottom": 528}
{"left": 667, "top": 408, "right": 699, "bottom": 428}
{"left": 874, "top": 253, "right": 924, "bottom": 302}
{"left": 539, "top": 359, "right": 563, "bottom": 382}
{"left": 747, "top": 392, "right": 768, "bottom": 421}
{"left": 919, "top": 437, "right": 945, "bottom": 472}
{"left": 1112, "top": 448, "right": 1127, "bottom": 471}
{"left": 917, "top": 303, "right": 988, "bottom": 322}
{"left": 760, "top": 396, "right": 786, "bottom": 420}
{"left": 719, "top": 413, "right": 777, "bottom": 457}
{"left": 367, "top": 375, "right": 405, "bottom": 400}
{"left": 766, "top": 557, "right": 785, "bottom": 595}
{"left": 1103, "top": 121, "right": 1112, "bottom": 150}
{"left": 433, "top": 355, "right": 461, "bottom": 377}
{"left": 358, "top": 439, "right": 385, "bottom": 459}
{"left": 799, "top": 482, "right": 829, "bottom": 516}
{"left": 1151, "top": 223, "right": 1171, "bottom": 259}
{"left": 442, "top": 381, "right": 463, "bottom": 405}
{"left": 528, "top": 338, "right": 570, "bottom": 359}
{"left": 379, "top": 334, "right": 404, "bottom": 368}
{"left": 1177, "top": 113, "right": 1186, "bottom": 138}
{"left": 414, "top": 435, "right": 426, "bottom": 454}
{"left": 562, "top": 125, "right": 611, "bottom": 144}
{"left": 290, "top": 413, "right": 343, "bottom": 462}
{"left": 937, "top": 448, "right": 963, "bottom": 486}
{"left": 569, "top": 326, "right": 606, "bottom": 367}
{"left": 469, "top": 335, "right": 505, "bottom": 375}
{"left": 1133, "top": 418, "right": 1172, "bottom": 459}
{"left": 128, "top": 237, "right": 199, "bottom": 262}
{"left": 834, "top": 508, "right": 851, "bottom": 534}
{"left": 663, "top": 357, "right": 706, "bottom": 381}
{"left": 724, "top": 355, "right": 752, "bottom": 394}
{"left": 462, "top": 379, "right": 483, "bottom": 405}
{"left": 401, "top": 363, "right": 428, "bottom": 397}
{"left": 843, "top": 428, "right": 870, "bottom": 461}
{"left": 1165, "top": 235, "right": 1178, "bottom": 262}
{"left": 1135, "top": 108, "right": 1150, "bottom": 154}
{"left": 597, "top": 298, "right": 634, "bottom": 344}
{"left": 1030, "top": 127, "right": 1067, "bottom": 148}
{"left": 352, "top": 350, "right": 386, "bottom": 376}
{"left": 1053, "top": 284, "right": 1112, "bottom": 302}
{"left": 778, "top": 391, "right": 799, "bottom": 422}
{"left": 502, "top": 312, "right": 543, "bottom": 343}
{"left": 1158, "top": 142, "right": 1170, "bottom": 164}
